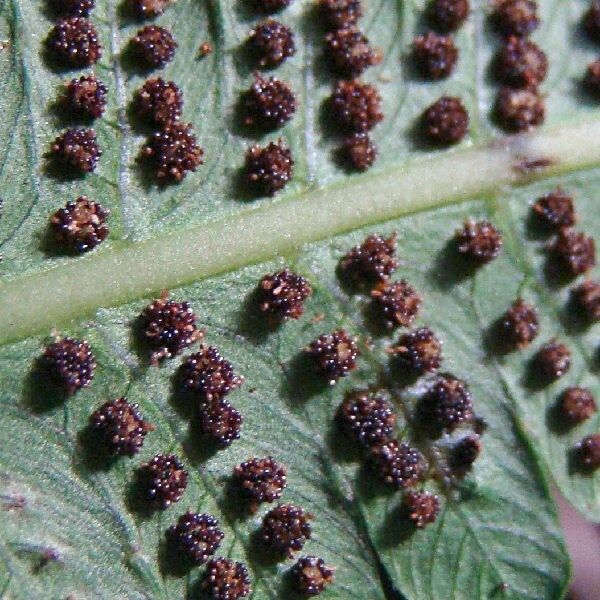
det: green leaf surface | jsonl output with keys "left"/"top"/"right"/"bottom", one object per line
{"left": 0, "top": 0, "right": 598, "bottom": 598}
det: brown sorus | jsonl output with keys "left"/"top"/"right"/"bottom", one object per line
{"left": 337, "top": 389, "right": 396, "bottom": 448}
{"left": 390, "top": 327, "right": 443, "bottom": 373}
{"left": 203, "top": 558, "right": 251, "bottom": 600}
{"left": 257, "top": 268, "right": 312, "bottom": 320}
{"left": 260, "top": 504, "right": 312, "bottom": 558}
{"left": 585, "top": 1, "right": 600, "bottom": 41}
{"left": 43, "top": 337, "right": 96, "bottom": 395}
{"left": 130, "top": 0, "right": 176, "bottom": 18}
{"left": 413, "top": 32, "right": 458, "bottom": 80}
{"left": 338, "top": 232, "right": 398, "bottom": 286}
{"left": 54, "top": 0, "right": 95, "bottom": 17}
{"left": 51, "top": 128, "right": 102, "bottom": 173}
{"left": 181, "top": 345, "right": 243, "bottom": 403}
{"left": 330, "top": 79, "right": 383, "bottom": 132}
{"left": 550, "top": 229, "right": 596, "bottom": 277}
{"left": 422, "top": 374, "right": 474, "bottom": 432}
{"left": 369, "top": 440, "right": 427, "bottom": 489}
{"left": 47, "top": 17, "right": 102, "bottom": 67}
{"left": 292, "top": 556, "right": 335, "bottom": 596}
{"left": 495, "top": 86, "right": 545, "bottom": 132}
{"left": 319, "top": 0, "right": 362, "bottom": 29}
{"left": 139, "top": 453, "right": 188, "bottom": 509}
{"left": 571, "top": 280, "right": 600, "bottom": 322}
{"left": 306, "top": 329, "right": 360, "bottom": 384}
{"left": 341, "top": 132, "right": 377, "bottom": 171}
{"left": 90, "top": 397, "right": 155, "bottom": 456}
{"left": 131, "top": 25, "right": 177, "bottom": 68}
{"left": 325, "top": 27, "right": 382, "bottom": 78}
{"left": 200, "top": 400, "right": 243, "bottom": 448}
{"left": 422, "top": 96, "right": 468, "bottom": 144}
{"left": 248, "top": 0, "right": 292, "bottom": 13}
{"left": 233, "top": 457, "right": 287, "bottom": 507}
{"left": 371, "top": 280, "right": 422, "bottom": 329}
{"left": 500, "top": 298, "right": 539, "bottom": 350}
{"left": 451, "top": 434, "right": 482, "bottom": 469}
{"left": 495, "top": 36, "right": 547, "bottom": 88}
{"left": 456, "top": 219, "right": 503, "bottom": 263}
{"left": 248, "top": 20, "right": 295, "bottom": 68}
{"left": 138, "top": 291, "right": 202, "bottom": 364}
{"left": 429, "top": 0, "right": 469, "bottom": 32}
{"left": 242, "top": 73, "right": 297, "bottom": 130}
{"left": 535, "top": 339, "right": 571, "bottom": 381}
{"left": 532, "top": 187, "right": 576, "bottom": 229}
{"left": 584, "top": 59, "right": 600, "bottom": 97}
{"left": 167, "top": 512, "right": 224, "bottom": 565}
{"left": 493, "top": 0, "right": 539, "bottom": 37}
{"left": 134, "top": 78, "right": 183, "bottom": 126}
{"left": 404, "top": 490, "right": 440, "bottom": 528}
{"left": 64, "top": 74, "right": 107, "bottom": 119}
{"left": 50, "top": 196, "right": 109, "bottom": 253}
{"left": 142, "top": 122, "right": 203, "bottom": 182}
{"left": 576, "top": 434, "right": 600, "bottom": 470}
{"left": 559, "top": 387, "right": 597, "bottom": 425}
{"left": 245, "top": 140, "right": 294, "bottom": 196}
{"left": 198, "top": 41, "right": 213, "bottom": 57}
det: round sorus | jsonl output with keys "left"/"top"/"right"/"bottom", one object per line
{"left": 90, "top": 397, "right": 155, "bottom": 456}
{"left": 571, "top": 280, "right": 600, "bottom": 322}
{"left": 429, "top": 0, "right": 469, "bottom": 32}
{"left": 532, "top": 188, "right": 576, "bottom": 230}
{"left": 369, "top": 440, "right": 427, "bottom": 489}
{"left": 493, "top": 0, "right": 539, "bottom": 37}
{"left": 404, "top": 490, "right": 440, "bottom": 528}
{"left": 138, "top": 291, "right": 202, "bottom": 364}
{"left": 42, "top": 337, "right": 96, "bottom": 395}
{"left": 54, "top": 0, "right": 95, "bottom": 16}
{"left": 559, "top": 387, "right": 597, "bottom": 425}
{"left": 248, "top": 20, "right": 295, "bottom": 68}
{"left": 422, "top": 96, "right": 469, "bottom": 144}
{"left": 233, "top": 457, "right": 287, "bottom": 507}
{"left": 242, "top": 73, "right": 297, "bottom": 130}
{"left": 64, "top": 75, "right": 107, "bottom": 119}
{"left": 550, "top": 229, "right": 596, "bottom": 277}
{"left": 260, "top": 504, "right": 312, "bottom": 557}
{"left": 337, "top": 389, "right": 396, "bottom": 448}
{"left": 142, "top": 122, "right": 204, "bottom": 183}
{"left": 495, "top": 36, "right": 547, "bottom": 88}
{"left": 413, "top": 32, "right": 458, "bottom": 80}
{"left": 292, "top": 556, "right": 335, "bottom": 596}
{"left": 306, "top": 329, "right": 360, "bottom": 384}
{"left": 585, "top": 1, "right": 600, "bottom": 41}
{"left": 200, "top": 400, "right": 243, "bottom": 448}
{"left": 51, "top": 128, "right": 101, "bottom": 173}
{"left": 50, "top": 196, "right": 109, "bottom": 253}
{"left": 47, "top": 17, "right": 102, "bottom": 67}
{"left": 167, "top": 512, "right": 224, "bottom": 565}
{"left": 257, "top": 268, "right": 312, "bottom": 320}
{"left": 245, "top": 140, "right": 294, "bottom": 196}
{"left": 134, "top": 78, "right": 183, "bottom": 126}
{"left": 319, "top": 0, "right": 362, "bottom": 29}
{"left": 495, "top": 86, "right": 544, "bottom": 132}
{"left": 422, "top": 374, "right": 474, "bottom": 432}
{"left": 371, "top": 280, "right": 422, "bottom": 329}
{"left": 130, "top": 0, "right": 176, "bottom": 18}
{"left": 202, "top": 558, "right": 251, "bottom": 600}
{"left": 131, "top": 25, "right": 177, "bottom": 69}
{"left": 535, "top": 339, "right": 571, "bottom": 382}
{"left": 181, "top": 346, "right": 244, "bottom": 403}
{"left": 451, "top": 434, "right": 482, "bottom": 469}
{"left": 139, "top": 453, "right": 188, "bottom": 509}
{"left": 247, "top": 0, "right": 292, "bottom": 13}
{"left": 338, "top": 233, "right": 398, "bottom": 286}
{"left": 456, "top": 219, "right": 502, "bottom": 264}
{"left": 390, "top": 327, "right": 443, "bottom": 373}
{"left": 575, "top": 434, "right": 600, "bottom": 471}
{"left": 325, "top": 27, "right": 382, "bottom": 78}
{"left": 330, "top": 79, "right": 383, "bottom": 132}
{"left": 341, "top": 132, "right": 377, "bottom": 171}
{"left": 500, "top": 298, "right": 539, "bottom": 350}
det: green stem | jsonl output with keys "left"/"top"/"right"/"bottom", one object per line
{"left": 2, "top": 119, "right": 600, "bottom": 343}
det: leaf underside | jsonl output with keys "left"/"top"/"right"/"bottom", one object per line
{"left": 0, "top": 0, "right": 598, "bottom": 599}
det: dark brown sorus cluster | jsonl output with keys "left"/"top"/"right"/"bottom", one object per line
{"left": 390, "top": 326, "right": 443, "bottom": 373}
{"left": 47, "top": 17, "right": 102, "bottom": 67}
{"left": 585, "top": 0, "right": 600, "bottom": 91}
{"left": 200, "top": 399, "right": 244, "bottom": 448}
{"left": 532, "top": 188, "right": 576, "bottom": 229}
{"left": 404, "top": 490, "right": 440, "bottom": 528}
{"left": 550, "top": 228, "right": 596, "bottom": 278}
{"left": 495, "top": 36, "right": 547, "bottom": 88}
{"left": 242, "top": 73, "right": 297, "bottom": 130}
{"left": 248, "top": 0, "right": 292, "bottom": 14}
{"left": 167, "top": 511, "right": 224, "bottom": 565}
{"left": 455, "top": 219, "right": 503, "bottom": 264}
{"left": 421, "top": 373, "right": 474, "bottom": 433}
{"left": 341, "top": 132, "right": 377, "bottom": 171}
{"left": 371, "top": 280, "right": 422, "bottom": 329}
{"left": 248, "top": 20, "right": 295, "bottom": 68}
{"left": 584, "top": 58, "right": 600, "bottom": 97}
{"left": 338, "top": 232, "right": 398, "bottom": 286}
{"left": 245, "top": 140, "right": 294, "bottom": 196}
{"left": 54, "top": 0, "right": 96, "bottom": 17}
{"left": 64, "top": 75, "right": 107, "bottom": 119}
{"left": 43, "top": 337, "right": 96, "bottom": 395}
{"left": 330, "top": 79, "right": 383, "bottom": 133}
{"left": 576, "top": 434, "right": 600, "bottom": 471}
{"left": 292, "top": 556, "right": 335, "bottom": 596}
{"left": 325, "top": 27, "right": 382, "bottom": 78}
{"left": 130, "top": 0, "right": 177, "bottom": 18}
{"left": 534, "top": 339, "right": 571, "bottom": 382}
{"left": 422, "top": 96, "right": 469, "bottom": 145}
{"left": 306, "top": 329, "right": 360, "bottom": 384}
{"left": 257, "top": 268, "right": 312, "bottom": 319}
{"left": 429, "top": 0, "right": 470, "bottom": 32}
{"left": 138, "top": 291, "right": 203, "bottom": 364}
{"left": 572, "top": 280, "right": 600, "bottom": 322}
{"left": 369, "top": 440, "right": 427, "bottom": 489}
{"left": 500, "top": 298, "right": 539, "bottom": 350}
{"left": 134, "top": 78, "right": 183, "bottom": 126}
{"left": 138, "top": 453, "right": 188, "bottom": 509}
{"left": 319, "top": 0, "right": 362, "bottom": 30}
{"left": 131, "top": 25, "right": 177, "bottom": 68}
{"left": 260, "top": 504, "right": 312, "bottom": 557}
{"left": 90, "top": 397, "right": 155, "bottom": 456}
{"left": 51, "top": 128, "right": 102, "bottom": 173}
{"left": 559, "top": 387, "right": 597, "bottom": 425}
{"left": 413, "top": 32, "right": 458, "bottom": 80}
{"left": 451, "top": 434, "right": 482, "bottom": 471}
{"left": 202, "top": 557, "right": 251, "bottom": 600}
{"left": 233, "top": 457, "right": 287, "bottom": 509}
